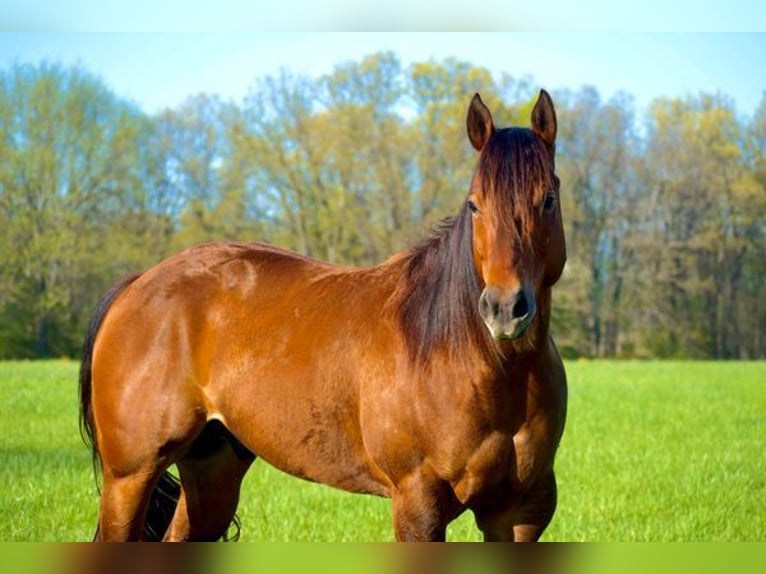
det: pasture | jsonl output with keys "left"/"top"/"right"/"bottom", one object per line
{"left": 0, "top": 360, "right": 763, "bottom": 541}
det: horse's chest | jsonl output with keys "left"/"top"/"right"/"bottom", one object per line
{"left": 511, "top": 424, "right": 549, "bottom": 485}
{"left": 452, "top": 418, "right": 558, "bottom": 504}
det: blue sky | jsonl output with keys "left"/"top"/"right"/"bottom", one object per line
{"left": 2, "top": 0, "right": 765, "bottom": 32}
{"left": 0, "top": 32, "right": 764, "bottom": 119}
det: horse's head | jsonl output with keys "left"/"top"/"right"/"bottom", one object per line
{"left": 466, "top": 91, "right": 566, "bottom": 342}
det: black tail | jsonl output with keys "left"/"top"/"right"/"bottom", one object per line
{"left": 79, "top": 273, "right": 183, "bottom": 541}
{"left": 144, "top": 472, "right": 182, "bottom": 541}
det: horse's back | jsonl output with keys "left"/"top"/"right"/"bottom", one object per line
{"left": 93, "top": 241, "right": 332, "bottom": 386}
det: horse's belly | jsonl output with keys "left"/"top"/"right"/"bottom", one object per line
{"left": 216, "top": 390, "right": 392, "bottom": 498}
{"left": 252, "top": 435, "right": 391, "bottom": 497}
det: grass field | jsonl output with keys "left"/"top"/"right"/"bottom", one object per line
{"left": 0, "top": 360, "right": 763, "bottom": 541}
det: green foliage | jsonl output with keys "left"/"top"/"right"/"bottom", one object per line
{"left": 0, "top": 63, "right": 170, "bottom": 358}
{"left": 1, "top": 360, "right": 764, "bottom": 541}
{"left": 0, "top": 59, "right": 764, "bottom": 358}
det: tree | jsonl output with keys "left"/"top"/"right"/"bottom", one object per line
{"left": 1, "top": 56, "right": 763, "bottom": 359}
{"left": 635, "top": 93, "right": 763, "bottom": 358}
{"left": 733, "top": 92, "right": 766, "bottom": 358}
{"left": 553, "top": 87, "right": 639, "bottom": 357}
{"left": 0, "top": 63, "right": 159, "bottom": 357}
{"left": 231, "top": 54, "right": 415, "bottom": 264}
{"left": 408, "top": 58, "right": 499, "bottom": 227}
{"left": 148, "top": 94, "right": 261, "bottom": 251}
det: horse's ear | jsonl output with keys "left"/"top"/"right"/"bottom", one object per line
{"left": 467, "top": 93, "right": 495, "bottom": 151}
{"left": 531, "top": 89, "right": 557, "bottom": 145}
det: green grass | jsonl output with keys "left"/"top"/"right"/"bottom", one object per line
{"left": 0, "top": 360, "right": 764, "bottom": 541}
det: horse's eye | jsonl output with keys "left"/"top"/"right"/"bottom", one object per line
{"left": 467, "top": 199, "right": 479, "bottom": 214}
{"left": 543, "top": 191, "right": 557, "bottom": 214}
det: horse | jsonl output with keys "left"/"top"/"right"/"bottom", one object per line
{"left": 78, "top": 90, "right": 567, "bottom": 542}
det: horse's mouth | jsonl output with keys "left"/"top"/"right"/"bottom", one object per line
{"left": 487, "top": 314, "right": 535, "bottom": 342}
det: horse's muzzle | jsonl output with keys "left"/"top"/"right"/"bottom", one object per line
{"left": 478, "top": 285, "right": 537, "bottom": 340}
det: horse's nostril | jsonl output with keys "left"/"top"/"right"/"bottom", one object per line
{"left": 511, "top": 291, "right": 529, "bottom": 319}
{"left": 479, "top": 291, "right": 492, "bottom": 320}
{"left": 479, "top": 289, "right": 503, "bottom": 322}
{"left": 480, "top": 287, "right": 534, "bottom": 326}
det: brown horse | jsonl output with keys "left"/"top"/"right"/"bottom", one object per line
{"left": 79, "top": 90, "right": 567, "bottom": 542}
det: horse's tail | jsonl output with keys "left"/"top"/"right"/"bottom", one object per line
{"left": 78, "top": 273, "right": 181, "bottom": 542}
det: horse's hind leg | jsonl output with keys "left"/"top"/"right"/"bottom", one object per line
{"left": 98, "top": 468, "right": 163, "bottom": 541}
{"left": 94, "top": 383, "right": 207, "bottom": 541}
{"left": 164, "top": 421, "right": 255, "bottom": 542}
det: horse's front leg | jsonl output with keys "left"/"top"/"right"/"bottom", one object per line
{"left": 391, "top": 464, "right": 462, "bottom": 541}
{"left": 473, "top": 472, "right": 557, "bottom": 542}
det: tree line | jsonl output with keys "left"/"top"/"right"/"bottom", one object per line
{"left": 1, "top": 54, "right": 764, "bottom": 359}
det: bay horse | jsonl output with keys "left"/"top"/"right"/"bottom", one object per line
{"left": 79, "top": 90, "right": 567, "bottom": 541}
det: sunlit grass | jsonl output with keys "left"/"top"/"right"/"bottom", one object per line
{"left": 546, "top": 361, "right": 766, "bottom": 541}
{"left": 1, "top": 360, "right": 763, "bottom": 541}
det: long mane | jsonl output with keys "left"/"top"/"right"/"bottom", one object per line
{"left": 393, "top": 202, "right": 500, "bottom": 366}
